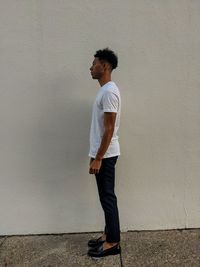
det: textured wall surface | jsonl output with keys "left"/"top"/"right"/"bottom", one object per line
{"left": 0, "top": 0, "right": 200, "bottom": 235}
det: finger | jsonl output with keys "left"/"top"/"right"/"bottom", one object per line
{"left": 94, "top": 169, "right": 99, "bottom": 175}
{"left": 89, "top": 168, "right": 93, "bottom": 174}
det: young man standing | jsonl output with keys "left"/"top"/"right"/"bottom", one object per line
{"left": 87, "top": 48, "right": 121, "bottom": 258}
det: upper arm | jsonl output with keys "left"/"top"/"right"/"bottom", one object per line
{"left": 102, "top": 91, "right": 119, "bottom": 131}
{"left": 102, "top": 91, "right": 119, "bottom": 113}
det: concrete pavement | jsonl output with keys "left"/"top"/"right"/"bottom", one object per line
{"left": 0, "top": 229, "right": 200, "bottom": 266}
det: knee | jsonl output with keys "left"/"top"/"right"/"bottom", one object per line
{"left": 101, "top": 193, "right": 118, "bottom": 210}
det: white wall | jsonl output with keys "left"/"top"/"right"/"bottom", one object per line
{"left": 0, "top": 0, "right": 200, "bottom": 235}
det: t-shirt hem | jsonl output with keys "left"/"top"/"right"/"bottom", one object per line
{"left": 88, "top": 153, "right": 120, "bottom": 159}
{"left": 103, "top": 109, "right": 118, "bottom": 113}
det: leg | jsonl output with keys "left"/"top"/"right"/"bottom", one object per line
{"left": 95, "top": 156, "right": 120, "bottom": 243}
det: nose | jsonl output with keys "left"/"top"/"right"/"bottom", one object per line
{"left": 90, "top": 66, "right": 93, "bottom": 71}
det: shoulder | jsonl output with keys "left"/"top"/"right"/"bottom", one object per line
{"left": 103, "top": 82, "right": 120, "bottom": 96}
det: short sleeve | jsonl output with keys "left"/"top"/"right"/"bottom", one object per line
{"left": 102, "top": 91, "right": 119, "bottom": 113}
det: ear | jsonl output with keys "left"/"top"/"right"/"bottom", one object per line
{"left": 105, "top": 62, "right": 112, "bottom": 72}
{"left": 102, "top": 62, "right": 107, "bottom": 69}
{"left": 103, "top": 62, "right": 111, "bottom": 71}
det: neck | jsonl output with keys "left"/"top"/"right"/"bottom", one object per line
{"left": 98, "top": 73, "right": 112, "bottom": 87}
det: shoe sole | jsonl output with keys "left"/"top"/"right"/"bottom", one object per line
{"left": 89, "top": 248, "right": 121, "bottom": 259}
{"left": 91, "top": 253, "right": 120, "bottom": 260}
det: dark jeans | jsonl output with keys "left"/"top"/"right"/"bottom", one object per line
{"left": 95, "top": 156, "right": 120, "bottom": 243}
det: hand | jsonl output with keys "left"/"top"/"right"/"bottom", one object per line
{"left": 89, "top": 159, "right": 102, "bottom": 174}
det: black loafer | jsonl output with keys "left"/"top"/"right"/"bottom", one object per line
{"left": 88, "top": 236, "right": 105, "bottom": 248}
{"left": 88, "top": 243, "right": 121, "bottom": 258}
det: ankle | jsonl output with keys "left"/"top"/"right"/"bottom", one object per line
{"left": 104, "top": 241, "right": 119, "bottom": 249}
{"left": 109, "top": 242, "right": 119, "bottom": 246}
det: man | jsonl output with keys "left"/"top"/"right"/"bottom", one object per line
{"left": 87, "top": 48, "right": 121, "bottom": 258}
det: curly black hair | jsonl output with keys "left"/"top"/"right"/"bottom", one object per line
{"left": 94, "top": 48, "right": 118, "bottom": 70}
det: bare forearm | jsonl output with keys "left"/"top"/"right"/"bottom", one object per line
{"left": 95, "top": 129, "right": 114, "bottom": 160}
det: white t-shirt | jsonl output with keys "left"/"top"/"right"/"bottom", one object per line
{"left": 89, "top": 81, "right": 121, "bottom": 158}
